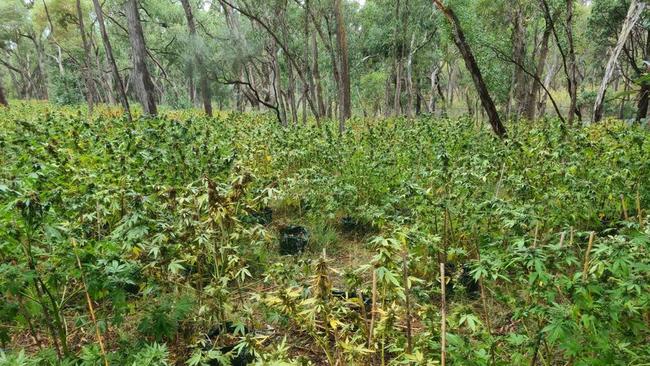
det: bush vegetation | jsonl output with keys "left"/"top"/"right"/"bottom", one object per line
{"left": 0, "top": 102, "right": 648, "bottom": 365}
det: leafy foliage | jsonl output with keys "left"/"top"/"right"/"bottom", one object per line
{"left": 0, "top": 102, "right": 648, "bottom": 364}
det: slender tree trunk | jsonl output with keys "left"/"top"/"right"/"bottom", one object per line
{"left": 180, "top": 0, "right": 213, "bottom": 116}
{"left": 406, "top": 33, "right": 416, "bottom": 118}
{"left": 524, "top": 21, "right": 551, "bottom": 120}
{"left": 0, "top": 76, "right": 8, "bottom": 107}
{"left": 619, "top": 71, "right": 631, "bottom": 119}
{"left": 324, "top": 15, "right": 342, "bottom": 117}
{"left": 271, "top": 43, "right": 287, "bottom": 126}
{"left": 541, "top": 0, "right": 580, "bottom": 124}
{"left": 92, "top": 0, "right": 131, "bottom": 121}
{"left": 312, "top": 32, "right": 326, "bottom": 118}
{"left": 538, "top": 53, "right": 560, "bottom": 116}
{"left": 511, "top": 3, "right": 528, "bottom": 118}
{"left": 429, "top": 64, "right": 440, "bottom": 113}
{"left": 384, "top": 71, "right": 394, "bottom": 117}
{"left": 433, "top": 0, "right": 507, "bottom": 138}
{"left": 565, "top": 0, "right": 579, "bottom": 124}
{"left": 303, "top": 0, "right": 311, "bottom": 125}
{"left": 393, "top": 0, "right": 403, "bottom": 116}
{"left": 636, "top": 30, "right": 650, "bottom": 122}
{"left": 89, "top": 33, "right": 115, "bottom": 104}
{"left": 287, "top": 60, "right": 299, "bottom": 125}
{"left": 76, "top": 0, "right": 96, "bottom": 114}
{"left": 593, "top": 0, "right": 646, "bottom": 122}
{"left": 446, "top": 63, "right": 455, "bottom": 111}
{"left": 334, "top": 0, "right": 351, "bottom": 132}
{"left": 33, "top": 36, "right": 49, "bottom": 100}
{"left": 125, "top": 0, "right": 157, "bottom": 116}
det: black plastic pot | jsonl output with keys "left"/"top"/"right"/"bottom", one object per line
{"left": 445, "top": 263, "right": 480, "bottom": 299}
{"left": 340, "top": 216, "right": 377, "bottom": 235}
{"left": 206, "top": 322, "right": 255, "bottom": 366}
{"left": 247, "top": 207, "right": 272, "bottom": 225}
{"left": 279, "top": 225, "right": 309, "bottom": 255}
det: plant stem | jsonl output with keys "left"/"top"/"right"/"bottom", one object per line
{"left": 582, "top": 232, "right": 595, "bottom": 281}
{"left": 73, "top": 240, "right": 109, "bottom": 366}
{"left": 402, "top": 249, "right": 412, "bottom": 354}
{"left": 368, "top": 268, "right": 377, "bottom": 346}
{"left": 440, "top": 262, "right": 447, "bottom": 366}
{"left": 636, "top": 187, "right": 643, "bottom": 228}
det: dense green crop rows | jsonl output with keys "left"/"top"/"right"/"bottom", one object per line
{"left": 0, "top": 102, "right": 649, "bottom": 365}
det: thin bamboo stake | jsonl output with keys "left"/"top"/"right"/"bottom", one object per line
{"left": 368, "top": 268, "right": 377, "bottom": 346}
{"left": 473, "top": 237, "right": 492, "bottom": 335}
{"left": 72, "top": 240, "right": 109, "bottom": 366}
{"left": 558, "top": 231, "right": 565, "bottom": 247}
{"left": 532, "top": 223, "right": 540, "bottom": 248}
{"left": 440, "top": 262, "right": 447, "bottom": 366}
{"left": 621, "top": 194, "right": 629, "bottom": 220}
{"left": 582, "top": 232, "right": 595, "bottom": 281}
{"left": 636, "top": 188, "right": 643, "bottom": 228}
{"left": 402, "top": 250, "right": 413, "bottom": 354}
{"left": 569, "top": 227, "right": 574, "bottom": 246}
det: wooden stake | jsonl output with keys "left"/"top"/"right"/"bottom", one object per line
{"left": 72, "top": 240, "right": 109, "bottom": 366}
{"left": 402, "top": 250, "right": 413, "bottom": 354}
{"left": 621, "top": 194, "right": 629, "bottom": 220}
{"left": 582, "top": 232, "right": 595, "bottom": 281}
{"left": 473, "top": 237, "right": 492, "bottom": 335}
{"left": 569, "top": 227, "right": 574, "bottom": 246}
{"left": 532, "top": 223, "right": 540, "bottom": 248}
{"left": 558, "top": 231, "right": 566, "bottom": 247}
{"left": 368, "top": 268, "right": 377, "bottom": 346}
{"left": 440, "top": 262, "right": 447, "bottom": 366}
{"left": 636, "top": 188, "right": 643, "bottom": 228}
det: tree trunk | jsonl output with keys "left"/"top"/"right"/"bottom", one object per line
{"left": 393, "top": 0, "right": 403, "bottom": 116}
{"left": 511, "top": 3, "right": 528, "bottom": 118}
{"left": 92, "top": 0, "right": 131, "bottom": 121}
{"left": 429, "top": 64, "right": 440, "bottom": 113}
{"left": 406, "top": 33, "right": 416, "bottom": 118}
{"left": 524, "top": 20, "right": 551, "bottom": 120}
{"left": 0, "top": 76, "right": 8, "bottom": 107}
{"left": 541, "top": 0, "right": 580, "bottom": 125}
{"left": 76, "top": 0, "right": 96, "bottom": 115}
{"left": 619, "top": 72, "right": 631, "bottom": 119}
{"left": 303, "top": 0, "right": 312, "bottom": 125}
{"left": 271, "top": 43, "right": 287, "bottom": 126}
{"left": 593, "top": 0, "right": 646, "bottom": 122}
{"left": 433, "top": 0, "right": 507, "bottom": 138}
{"left": 324, "top": 15, "right": 342, "bottom": 117}
{"left": 125, "top": 0, "right": 157, "bottom": 116}
{"left": 287, "top": 60, "right": 299, "bottom": 125}
{"left": 565, "top": 0, "right": 579, "bottom": 124}
{"left": 180, "top": 0, "right": 213, "bottom": 116}
{"left": 312, "top": 32, "right": 326, "bottom": 118}
{"left": 538, "top": 53, "right": 560, "bottom": 116}
{"left": 33, "top": 36, "right": 49, "bottom": 100}
{"left": 334, "top": 0, "right": 351, "bottom": 132}
{"left": 636, "top": 30, "right": 650, "bottom": 123}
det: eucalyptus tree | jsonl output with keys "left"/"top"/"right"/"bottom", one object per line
{"left": 180, "top": 0, "right": 213, "bottom": 116}
{"left": 541, "top": 0, "right": 581, "bottom": 124}
{"left": 593, "top": 0, "right": 646, "bottom": 122}
{"left": 0, "top": 0, "right": 49, "bottom": 100}
{"left": 92, "top": 0, "right": 132, "bottom": 120}
{"left": 334, "top": 0, "right": 351, "bottom": 130}
{"left": 589, "top": 0, "right": 650, "bottom": 123}
{"left": 0, "top": 75, "right": 7, "bottom": 107}
{"left": 76, "top": 0, "right": 96, "bottom": 114}
{"left": 125, "top": 0, "right": 157, "bottom": 116}
{"left": 433, "top": 0, "right": 507, "bottom": 137}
